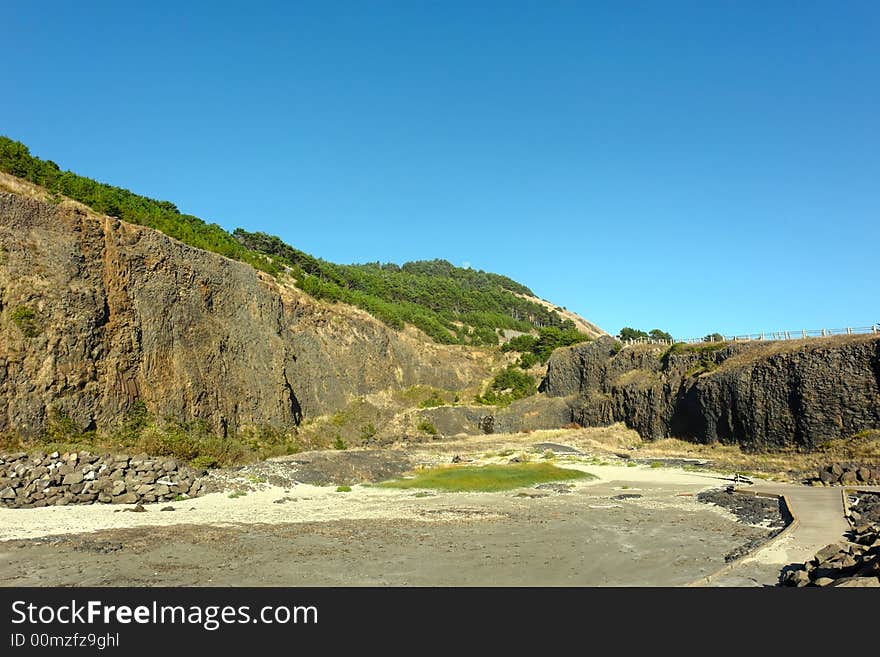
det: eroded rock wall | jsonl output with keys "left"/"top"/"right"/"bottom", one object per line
{"left": 542, "top": 335, "right": 880, "bottom": 449}
{"left": 0, "top": 193, "right": 487, "bottom": 436}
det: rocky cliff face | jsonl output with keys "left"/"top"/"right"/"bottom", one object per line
{"left": 414, "top": 394, "right": 573, "bottom": 437}
{"left": 0, "top": 192, "right": 489, "bottom": 437}
{"left": 542, "top": 335, "right": 880, "bottom": 449}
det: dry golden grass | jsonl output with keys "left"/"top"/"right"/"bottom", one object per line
{"left": 714, "top": 333, "right": 879, "bottom": 372}
{"left": 613, "top": 369, "right": 660, "bottom": 388}
{"left": 0, "top": 171, "right": 51, "bottom": 201}
{"left": 814, "top": 430, "right": 880, "bottom": 460}
{"left": 512, "top": 293, "right": 607, "bottom": 338}
{"left": 624, "top": 343, "right": 668, "bottom": 356}
{"left": 574, "top": 425, "right": 880, "bottom": 480}
{"left": 634, "top": 438, "right": 811, "bottom": 478}
{"left": 0, "top": 171, "right": 99, "bottom": 218}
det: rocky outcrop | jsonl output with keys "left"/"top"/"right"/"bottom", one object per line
{"left": 542, "top": 335, "right": 880, "bottom": 449}
{"left": 781, "top": 524, "right": 880, "bottom": 587}
{"left": 0, "top": 193, "right": 488, "bottom": 437}
{"left": 416, "top": 395, "right": 573, "bottom": 437}
{"left": 0, "top": 450, "right": 204, "bottom": 508}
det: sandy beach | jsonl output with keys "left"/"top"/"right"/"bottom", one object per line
{"left": 0, "top": 445, "right": 777, "bottom": 586}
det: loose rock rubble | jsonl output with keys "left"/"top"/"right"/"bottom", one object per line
{"left": 535, "top": 483, "right": 574, "bottom": 493}
{"left": 781, "top": 523, "right": 880, "bottom": 587}
{"left": 0, "top": 451, "right": 207, "bottom": 508}
{"left": 814, "top": 462, "right": 879, "bottom": 486}
{"left": 696, "top": 488, "right": 787, "bottom": 529}
{"left": 847, "top": 492, "right": 880, "bottom": 526}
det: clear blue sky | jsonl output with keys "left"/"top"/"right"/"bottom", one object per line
{"left": 3, "top": 1, "right": 878, "bottom": 338}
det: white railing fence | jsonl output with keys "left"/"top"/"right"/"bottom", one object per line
{"left": 620, "top": 325, "right": 879, "bottom": 348}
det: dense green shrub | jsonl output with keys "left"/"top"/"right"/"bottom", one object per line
{"left": 26, "top": 405, "right": 304, "bottom": 467}
{"left": 418, "top": 392, "right": 446, "bottom": 408}
{"left": 618, "top": 327, "right": 649, "bottom": 341}
{"left": 358, "top": 423, "right": 377, "bottom": 442}
{"left": 501, "top": 334, "right": 538, "bottom": 353}
{"left": 501, "top": 327, "right": 592, "bottom": 365}
{"left": 475, "top": 366, "right": 537, "bottom": 406}
{"left": 417, "top": 419, "right": 438, "bottom": 435}
{"left": 660, "top": 341, "right": 728, "bottom": 370}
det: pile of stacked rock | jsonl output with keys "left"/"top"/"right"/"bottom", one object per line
{"left": 782, "top": 523, "right": 880, "bottom": 587}
{"left": 0, "top": 451, "right": 206, "bottom": 508}
{"left": 815, "top": 462, "right": 879, "bottom": 486}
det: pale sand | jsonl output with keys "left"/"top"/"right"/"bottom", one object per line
{"left": 0, "top": 460, "right": 773, "bottom": 586}
{"left": 0, "top": 462, "right": 737, "bottom": 542}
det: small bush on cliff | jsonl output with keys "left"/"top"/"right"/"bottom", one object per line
{"left": 417, "top": 419, "right": 438, "bottom": 435}
{"left": 139, "top": 421, "right": 247, "bottom": 467}
{"left": 686, "top": 354, "right": 719, "bottom": 377}
{"left": 237, "top": 424, "right": 302, "bottom": 458}
{"left": 358, "top": 423, "right": 377, "bottom": 443}
{"left": 0, "top": 432, "right": 23, "bottom": 452}
{"left": 191, "top": 455, "right": 219, "bottom": 470}
{"left": 114, "top": 401, "right": 149, "bottom": 443}
{"left": 661, "top": 341, "right": 727, "bottom": 370}
{"left": 44, "top": 410, "right": 92, "bottom": 444}
{"left": 11, "top": 305, "right": 39, "bottom": 338}
{"left": 418, "top": 392, "right": 445, "bottom": 408}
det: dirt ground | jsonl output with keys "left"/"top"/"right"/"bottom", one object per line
{"left": 0, "top": 429, "right": 778, "bottom": 587}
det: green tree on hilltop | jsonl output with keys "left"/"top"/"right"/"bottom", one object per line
{"left": 618, "top": 327, "right": 649, "bottom": 341}
{"left": 649, "top": 329, "right": 673, "bottom": 341}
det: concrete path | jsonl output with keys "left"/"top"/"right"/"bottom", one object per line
{"left": 703, "top": 482, "right": 851, "bottom": 587}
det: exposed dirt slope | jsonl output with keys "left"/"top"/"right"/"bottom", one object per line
{"left": 515, "top": 292, "right": 606, "bottom": 338}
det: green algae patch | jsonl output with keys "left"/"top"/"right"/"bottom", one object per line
{"left": 380, "top": 462, "right": 595, "bottom": 492}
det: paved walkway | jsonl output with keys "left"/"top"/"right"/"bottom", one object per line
{"left": 698, "top": 482, "right": 853, "bottom": 587}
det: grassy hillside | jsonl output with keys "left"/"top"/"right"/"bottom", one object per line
{"left": 0, "top": 136, "right": 584, "bottom": 345}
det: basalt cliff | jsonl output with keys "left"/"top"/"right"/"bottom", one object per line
{"left": 0, "top": 191, "right": 491, "bottom": 437}
{"left": 542, "top": 335, "right": 880, "bottom": 449}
